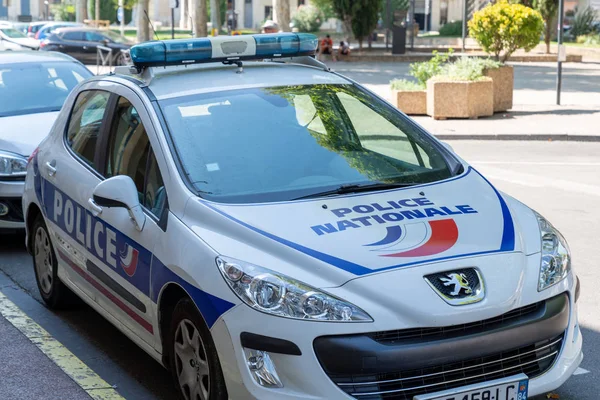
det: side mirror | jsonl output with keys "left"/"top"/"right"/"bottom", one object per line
{"left": 89, "top": 175, "right": 146, "bottom": 231}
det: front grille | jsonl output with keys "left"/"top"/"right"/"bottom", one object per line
{"left": 332, "top": 334, "right": 563, "bottom": 399}
{"left": 0, "top": 198, "right": 24, "bottom": 222}
{"left": 369, "top": 301, "right": 542, "bottom": 344}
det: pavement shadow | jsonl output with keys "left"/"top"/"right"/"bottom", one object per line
{"left": 495, "top": 109, "right": 600, "bottom": 119}
{"left": 513, "top": 63, "right": 600, "bottom": 94}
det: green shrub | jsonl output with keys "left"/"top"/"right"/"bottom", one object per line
{"left": 469, "top": 0, "right": 544, "bottom": 63}
{"left": 409, "top": 49, "right": 453, "bottom": 86}
{"left": 439, "top": 20, "right": 463, "bottom": 37}
{"left": 51, "top": 3, "right": 76, "bottom": 22}
{"left": 570, "top": 6, "right": 598, "bottom": 37}
{"left": 577, "top": 33, "right": 600, "bottom": 45}
{"left": 390, "top": 79, "right": 425, "bottom": 91}
{"left": 435, "top": 57, "right": 502, "bottom": 81}
{"left": 292, "top": 5, "right": 324, "bottom": 33}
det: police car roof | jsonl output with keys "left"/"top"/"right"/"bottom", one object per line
{"left": 127, "top": 61, "right": 350, "bottom": 100}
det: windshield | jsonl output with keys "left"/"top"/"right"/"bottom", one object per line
{"left": 103, "top": 30, "right": 131, "bottom": 44}
{"left": 1, "top": 28, "right": 27, "bottom": 39}
{"left": 0, "top": 62, "right": 92, "bottom": 117}
{"left": 159, "top": 84, "right": 456, "bottom": 203}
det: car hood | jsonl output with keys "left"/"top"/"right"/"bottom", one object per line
{"left": 185, "top": 167, "right": 540, "bottom": 288}
{"left": 0, "top": 112, "right": 58, "bottom": 156}
{"left": 3, "top": 37, "right": 39, "bottom": 49}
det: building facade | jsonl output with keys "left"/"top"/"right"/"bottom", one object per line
{"left": 0, "top": 0, "right": 58, "bottom": 21}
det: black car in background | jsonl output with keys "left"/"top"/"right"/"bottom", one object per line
{"left": 40, "top": 28, "right": 132, "bottom": 65}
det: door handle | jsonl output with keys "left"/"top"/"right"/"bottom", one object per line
{"left": 45, "top": 161, "right": 57, "bottom": 177}
{"left": 87, "top": 198, "right": 103, "bottom": 217}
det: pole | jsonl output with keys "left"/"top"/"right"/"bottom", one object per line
{"left": 95, "top": 0, "right": 100, "bottom": 27}
{"left": 424, "top": 0, "right": 429, "bottom": 32}
{"left": 461, "top": 0, "right": 467, "bottom": 53}
{"left": 386, "top": 0, "right": 391, "bottom": 50}
{"left": 119, "top": 0, "right": 124, "bottom": 38}
{"left": 556, "top": 0, "right": 565, "bottom": 105}
{"left": 409, "top": 0, "right": 415, "bottom": 50}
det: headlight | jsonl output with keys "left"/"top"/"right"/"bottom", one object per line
{"left": 0, "top": 151, "right": 28, "bottom": 178}
{"left": 216, "top": 256, "right": 372, "bottom": 322}
{"left": 535, "top": 212, "right": 571, "bottom": 291}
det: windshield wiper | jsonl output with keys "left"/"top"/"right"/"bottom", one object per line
{"left": 294, "top": 182, "right": 418, "bottom": 200}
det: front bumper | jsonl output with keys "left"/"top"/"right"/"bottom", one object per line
{"left": 0, "top": 179, "right": 25, "bottom": 230}
{"left": 212, "top": 286, "right": 582, "bottom": 399}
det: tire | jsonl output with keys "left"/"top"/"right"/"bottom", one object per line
{"left": 31, "top": 214, "right": 73, "bottom": 309}
{"left": 168, "top": 298, "right": 228, "bottom": 400}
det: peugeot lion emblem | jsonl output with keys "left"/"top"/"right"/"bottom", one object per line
{"left": 424, "top": 268, "right": 485, "bottom": 306}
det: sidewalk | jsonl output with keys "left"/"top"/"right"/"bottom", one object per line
{"left": 0, "top": 315, "right": 89, "bottom": 399}
{"left": 332, "top": 61, "right": 600, "bottom": 141}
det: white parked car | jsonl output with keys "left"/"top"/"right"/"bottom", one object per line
{"left": 0, "top": 26, "right": 40, "bottom": 51}
{"left": 0, "top": 52, "right": 92, "bottom": 232}
{"left": 22, "top": 34, "right": 582, "bottom": 400}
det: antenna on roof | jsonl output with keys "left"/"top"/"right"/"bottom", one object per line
{"left": 144, "top": 10, "right": 160, "bottom": 41}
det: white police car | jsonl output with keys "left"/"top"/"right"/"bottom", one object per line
{"left": 22, "top": 33, "right": 582, "bottom": 400}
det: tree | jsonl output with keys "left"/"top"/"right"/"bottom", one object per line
{"left": 469, "top": 1, "right": 544, "bottom": 63}
{"left": 533, "top": 0, "right": 559, "bottom": 54}
{"left": 332, "top": 0, "right": 382, "bottom": 49}
{"left": 311, "top": 0, "right": 335, "bottom": 19}
{"left": 192, "top": 0, "right": 208, "bottom": 37}
{"left": 136, "top": 0, "right": 150, "bottom": 43}
{"left": 274, "top": 0, "right": 291, "bottom": 32}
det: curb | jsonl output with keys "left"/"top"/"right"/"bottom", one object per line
{"left": 434, "top": 134, "right": 600, "bottom": 142}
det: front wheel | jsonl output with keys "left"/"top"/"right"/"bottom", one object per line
{"left": 168, "top": 298, "right": 228, "bottom": 400}
{"left": 32, "top": 215, "right": 73, "bottom": 309}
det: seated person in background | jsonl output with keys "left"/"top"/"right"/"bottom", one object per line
{"left": 338, "top": 40, "right": 351, "bottom": 57}
{"left": 319, "top": 34, "right": 335, "bottom": 61}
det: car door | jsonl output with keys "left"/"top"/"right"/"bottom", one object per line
{"left": 87, "top": 91, "right": 168, "bottom": 346}
{"left": 83, "top": 31, "right": 106, "bottom": 64}
{"left": 58, "top": 31, "right": 86, "bottom": 61}
{"left": 38, "top": 83, "right": 164, "bottom": 347}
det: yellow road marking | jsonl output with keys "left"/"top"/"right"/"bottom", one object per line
{"left": 0, "top": 290, "right": 125, "bottom": 400}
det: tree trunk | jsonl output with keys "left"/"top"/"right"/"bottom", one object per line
{"left": 358, "top": 38, "right": 363, "bottom": 50}
{"left": 137, "top": 0, "right": 150, "bottom": 43}
{"left": 180, "top": 0, "right": 188, "bottom": 29}
{"left": 76, "top": 0, "right": 85, "bottom": 23}
{"left": 273, "top": 0, "right": 291, "bottom": 32}
{"left": 95, "top": 0, "right": 100, "bottom": 25}
{"left": 342, "top": 16, "right": 352, "bottom": 44}
{"left": 545, "top": 20, "right": 551, "bottom": 54}
{"left": 87, "top": 0, "right": 93, "bottom": 21}
{"left": 210, "top": 0, "right": 221, "bottom": 34}
{"left": 192, "top": 0, "right": 208, "bottom": 37}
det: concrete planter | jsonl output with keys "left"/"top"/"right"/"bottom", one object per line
{"left": 484, "top": 65, "right": 514, "bottom": 112}
{"left": 392, "top": 90, "right": 427, "bottom": 115}
{"left": 427, "top": 78, "right": 494, "bottom": 120}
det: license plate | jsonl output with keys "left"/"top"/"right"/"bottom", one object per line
{"left": 414, "top": 374, "right": 529, "bottom": 400}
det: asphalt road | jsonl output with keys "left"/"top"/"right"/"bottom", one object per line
{"left": 0, "top": 140, "right": 598, "bottom": 399}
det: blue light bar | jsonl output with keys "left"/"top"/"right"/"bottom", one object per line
{"left": 130, "top": 33, "right": 318, "bottom": 69}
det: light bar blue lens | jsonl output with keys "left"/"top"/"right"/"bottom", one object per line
{"left": 130, "top": 33, "right": 318, "bottom": 69}
{"left": 296, "top": 33, "right": 319, "bottom": 55}
{"left": 254, "top": 33, "right": 318, "bottom": 57}
{"left": 164, "top": 38, "right": 212, "bottom": 63}
{"left": 130, "top": 41, "right": 167, "bottom": 67}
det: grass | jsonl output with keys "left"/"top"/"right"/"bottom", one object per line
{"left": 110, "top": 28, "right": 259, "bottom": 42}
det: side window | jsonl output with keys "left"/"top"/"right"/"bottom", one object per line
{"left": 106, "top": 97, "right": 166, "bottom": 218}
{"left": 67, "top": 90, "right": 110, "bottom": 169}
{"left": 85, "top": 32, "right": 105, "bottom": 42}
{"left": 62, "top": 31, "right": 84, "bottom": 41}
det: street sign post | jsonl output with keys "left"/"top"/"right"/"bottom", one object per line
{"left": 556, "top": 0, "right": 565, "bottom": 105}
{"left": 170, "top": 0, "right": 179, "bottom": 40}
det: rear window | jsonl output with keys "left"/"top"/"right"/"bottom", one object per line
{"left": 0, "top": 61, "right": 92, "bottom": 117}
{"left": 159, "top": 84, "right": 455, "bottom": 203}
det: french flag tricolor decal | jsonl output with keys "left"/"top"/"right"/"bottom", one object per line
{"left": 365, "top": 219, "right": 459, "bottom": 258}
{"left": 120, "top": 244, "right": 140, "bottom": 277}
